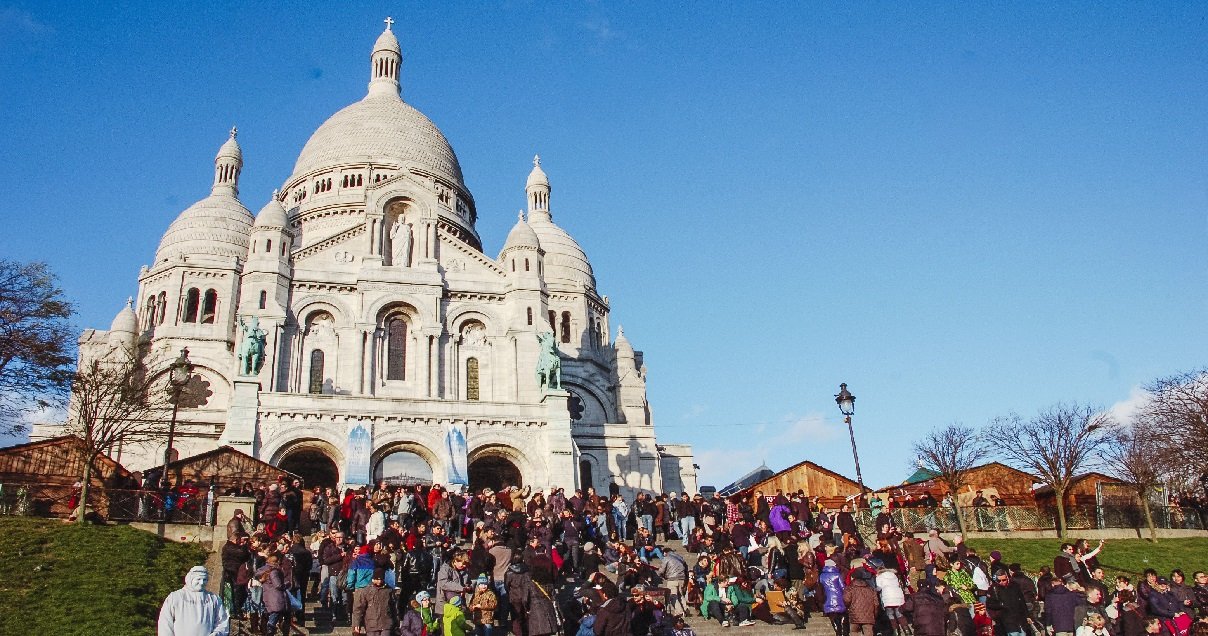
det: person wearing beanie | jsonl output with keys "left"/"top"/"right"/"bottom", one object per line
{"left": 468, "top": 574, "right": 498, "bottom": 636}
{"left": 353, "top": 568, "right": 396, "bottom": 635}
{"left": 444, "top": 595, "right": 471, "bottom": 636}
{"left": 409, "top": 591, "right": 440, "bottom": 636}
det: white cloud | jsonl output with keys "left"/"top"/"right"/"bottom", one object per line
{"left": 692, "top": 411, "right": 842, "bottom": 489}
{"left": 1108, "top": 385, "right": 1149, "bottom": 426}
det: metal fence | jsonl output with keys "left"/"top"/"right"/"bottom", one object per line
{"left": 0, "top": 483, "right": 214, "bottom": 525}
{"left": 855, "top": 504, "right": 1207, "bottom": 534}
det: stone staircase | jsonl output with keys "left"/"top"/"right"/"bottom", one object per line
{"left": 202, "top": 550, "right": 835, "bottom": 636}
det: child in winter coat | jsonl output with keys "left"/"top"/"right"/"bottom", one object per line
{"left": 878, "top": 566, "right": 911, "bottom": 636}
{"left": 444, "top": 596, "right": 472, "bottom": 636}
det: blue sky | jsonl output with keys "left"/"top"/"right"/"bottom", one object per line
{"left": 2, "top": 3, "right": 1205, "bottom": 491}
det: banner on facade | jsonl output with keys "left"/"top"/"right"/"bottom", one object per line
{"left": 444, "top": 421, "right": 468, "bottom": 486}
{"left": 346, "top": 424, "right": 372, "bottom": 485}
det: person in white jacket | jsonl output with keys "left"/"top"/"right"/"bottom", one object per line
{"left": 366, "top": 504, "right": 388, "bottom": 543}
{"left": 875, "top": 566, "right": 910, "bottom": 636}
{"left": 158, "top": 566, "right": 229, "bottom": 636}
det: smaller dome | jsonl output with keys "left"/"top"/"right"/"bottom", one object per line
{"left": 109, "top": 298, "right": 137, "bottom": 334}
{"left": 526, "top": 155, "right": 549, "bottom": 188}
{"left": 155, "top": 194, "right": 254, "bottom": 263}
{"left": 528, "top": 215, "right": 595, "bottom": 288}
{"left": 499, "top": 211, "right": 540, "bottom": 259}
{"left": 254, "top": 194, "right": 288, "bottom": 229}
{"left": 217, "top": 127, "right": 241, "bottom": 161}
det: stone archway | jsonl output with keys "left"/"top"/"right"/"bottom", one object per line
{"left": 373, "top": 449, "right": 434, "bottom": 487}
{"left": 278, "top": 449, "right": 340, "bottom": 490}
{"left": 469, "top": 455, "right": 522, "bottom": 493}
{"left": 271, "top": 439, "right": 344, "bottom": 490}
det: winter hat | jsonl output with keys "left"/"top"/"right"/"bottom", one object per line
{"left": 416, "top": 591, "right": 431, "bottom": 602}
{"left": 990, "top": 551, "right": 1002, "bottom": 561}
{"left": 449, "top": 596, "right": 463, "bottom": 606}
{"left": 373, "top": 568, "right": 387, "bottom": 581}
{"left": 824, "top": 559, "right": 836, "bottom": 568}
{"left": 583, "top": 542, "right": 596, "bottom": 553}
{"left": 476, "top": 574, "right": 490, "bottom": 586}
{"left": 359, "top": 544, "right": 373, "bottom": 555}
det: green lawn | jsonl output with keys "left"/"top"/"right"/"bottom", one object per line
{"left": 964, "top": 537, "right": 1208, "bottom": 579}
{"left": 0, "top": 517, "right": 208, "bottom": 636}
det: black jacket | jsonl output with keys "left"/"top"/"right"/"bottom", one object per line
{"left": 903, "top": 590, "right": 948, "bottom": 636}
{"left": 593, "top": 597, "right": 631, "bottom": 636}
{"left": 221, "top": 541, "right": 250, "bottom": 574}
{"left": 987, "top": 581, "right": 1030, "bottom": 631}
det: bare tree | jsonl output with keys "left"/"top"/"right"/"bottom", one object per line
{"left": 1102, "top": 424, "right": 1164, "bottom": 541}
{"left": 0, "top": 260, "right": 75, "bottom": 435}
{"left": 912, "top": 422, "right": 990, "bottom": 535}
{"left": 1140, "top": 369, "right": 1208, "bottom": 484}
{"left": 63, "top": 348, "right": 174, "bottom": 523}
{"left": 993, "top": 403, "right": 1112, "bottom": 538}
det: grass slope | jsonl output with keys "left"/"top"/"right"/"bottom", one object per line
{"left": 0, "top": 517, "right": 208, "bottom": 636}
{"left": 964, "top": 537, "right": 1208, "bottom": 578}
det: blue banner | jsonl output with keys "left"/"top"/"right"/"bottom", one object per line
{"left": 445, "top": 423, "right": 468, "bottom": 486}
{"left": 347, "top": 424, "right": 372, "bottom": 485}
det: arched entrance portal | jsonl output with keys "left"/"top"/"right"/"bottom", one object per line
{"left": 278, "top": 449, "right": 339, "bottom": 490}
{"left": 468, "top": 456, "right": 522, "bottom": 493}
{"left": 374, "top": 450, "right": 434, "bottom": 487}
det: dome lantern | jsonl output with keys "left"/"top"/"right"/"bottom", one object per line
{"left": 526, "top": 155, "right": 551, "bottom": 221}
{"left": 212, "top": 127, "right": 242, "bottom": 197}
{"left": 368, "top": 17, "right": 403, "bottom": 99}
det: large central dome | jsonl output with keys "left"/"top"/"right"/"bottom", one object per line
{"left": 285, "top": 23, "right": 465, "bottom": 191}
{"left": 290, "top": 94, "right": 465, "bottom": 188}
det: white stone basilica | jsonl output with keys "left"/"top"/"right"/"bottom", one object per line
{"left": 46, "top": 21, "right": 696, "bottom": 495}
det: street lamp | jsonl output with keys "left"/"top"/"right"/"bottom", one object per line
{"left": 835, "top": 383, "right": 867, "bottom": 497}
{"left": 161, "top": 348, "right": 194, "bottom": 490}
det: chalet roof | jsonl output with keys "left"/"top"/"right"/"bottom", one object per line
{"left": 883, "top": 461, "right": 1038, "bottom": 491}
{"left": 1033, "top": 471, "right": 1123, "bottom": 495}
{"left": 903, "top": 467, "right": 940, "bottom": 485}
{"left": 719, "top": 463, "right": 775, "bottom": 497}
{"left": 736, "top": 458, "right": 861, "bottom": 498}
{"left": 148, "top": 445, "right": 300, "bottom": 480}
{"left": 0, "top": 435, "right": 130, "bottom": 481}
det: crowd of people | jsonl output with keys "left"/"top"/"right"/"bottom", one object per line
{"left": 211, "top": 479, "right": 1208, "bottom": 636}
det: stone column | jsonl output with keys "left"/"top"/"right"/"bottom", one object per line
{"left": 541, "top": 390, "right": 576, "bottom": 491}
{"left": 221, "top": 380, "right": 260, "bottom": 456}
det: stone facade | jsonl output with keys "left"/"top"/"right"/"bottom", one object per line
{"left": 38, "top": 21, "right": 696, "bottom": 497}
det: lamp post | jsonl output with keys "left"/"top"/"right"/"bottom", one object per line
{"left": 835, "top": 383, "right": 867, "bottom": 497}
{"left": 161, "top": 348, "right": 194, "bottom": 490}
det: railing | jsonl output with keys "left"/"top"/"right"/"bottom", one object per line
{"left": 0, "top": 483, "right": 214, "bottom": 525}
{"left": 853, "top": 504, "right": 1207, "bottom": 534}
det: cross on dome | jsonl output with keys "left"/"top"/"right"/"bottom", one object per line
{"left": 126, "top": 296, "right": 133, "bottom": 308}
{"left": 518, "top": 210, "right": 525, "bottom": 222}
{"left": 229, "top": 126, "right": 238, "bottom": 139}
{"left": 384, "top": 16, "right": 394, "bottom": 31}
{"left": 533, "top": 154, "right": 541, "bottom": 167}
